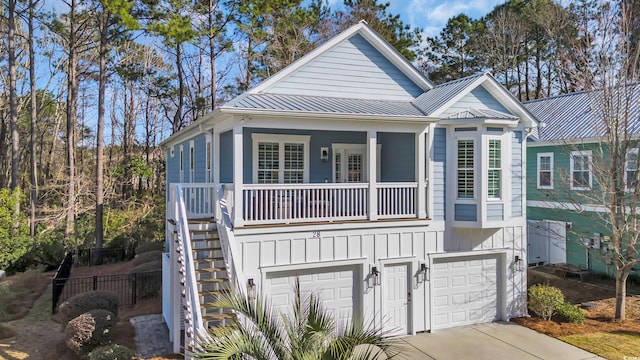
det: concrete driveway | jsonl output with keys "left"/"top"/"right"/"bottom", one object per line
{"left": 399, "top": 322, "right": 604, "bottom": 360}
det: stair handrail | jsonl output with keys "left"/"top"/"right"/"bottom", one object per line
{"left": 174, "top": 184, "right": 207, "bottom": 350}
{"left": 215, "top": 184, "right": 249, "bottom": 303}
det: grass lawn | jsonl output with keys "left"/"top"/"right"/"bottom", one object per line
{"left": 561, "top": 332, "right": 640, "bottom": 359}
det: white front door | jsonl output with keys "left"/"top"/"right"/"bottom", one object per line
{"left": 383, "top": 263, "right": 410, "bottom": 335}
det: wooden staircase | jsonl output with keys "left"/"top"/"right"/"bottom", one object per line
{"left": 187, "top": 218, "right": 235, "bottom": 328}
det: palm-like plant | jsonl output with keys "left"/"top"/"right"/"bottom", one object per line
{"left": 195, "top": 279, "right": 400, "bottom": 360}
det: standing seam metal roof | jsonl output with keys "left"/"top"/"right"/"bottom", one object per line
{"left": 411, "top": 73, "right": 485, "bottom": 115}
{"left": 221, "top": 93, "right": 427, "bottom": 117}
{"left": 524, "top": 85, "right": 640, "bottom": 142}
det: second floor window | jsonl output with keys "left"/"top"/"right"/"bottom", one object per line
{"left": 626, "top": 149, "right": 639, "bottom": 189}
{"left": 488, "top": 139, "right": 502, "bottom": 199}
{"left": 537, "top": 153, "right": 553, "bottom": 189}
{"left": 570, "top": 151, "right": 592, "bottom": 190}
{"left": 253, "top": 134, "right": 310, "bottom": 184}
{"left": 457, "top": 139, "right": 475, "bottom": 199}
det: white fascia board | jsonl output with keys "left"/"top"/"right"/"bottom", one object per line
{"left": 240, "top": 115, "right": 432, "bottom": 134}
{"left": 437, "top": 118, "right": 520, "bottom": 127}
{"left": 159, "top": 109, "right": 223, "bottom": 148}
{"left": 249, "top": 22, "right": 432, "bottom": 95}
{"left": 428, "top": 75, "right": 488, "bottom": 118}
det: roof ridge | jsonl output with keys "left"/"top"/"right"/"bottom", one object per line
{"left": 432, "top": 72, "right": 485, "bottom": 88}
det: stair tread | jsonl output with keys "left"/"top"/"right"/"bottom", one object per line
{"left": 188, "top": 217, "right": 216, "bottom": 224}
{"left": 199, "top": 278, "right": 229, "bottom": 283}
{"left": 202, "top": 313, "right": 235, "bottom": 321}
{"left": 193, "top": 257, "right": 224, "bottom": 263}
{"left": 195, "top": 267, "right": 226, "bottom": 273}
{"left": 200, "top": 289, "right": 230, "bottom": 296}
{"left": 192, "top": 246, "right": 222, "bottom": 251}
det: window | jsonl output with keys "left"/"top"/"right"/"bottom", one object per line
{"left": 537, "top": 153, "right": 553, "bottom": 189}
{"left": 252, "top": 134, "right": 310, "bottom": 184}
{"left": 570, "top": 151, "right": 592, "bottom": 190}
{"left": 488, "top": 139, "right": 502, "bottom": 199}
{"left": 457, "top": 139, "right": 475, "bottom": 199}
{"left": 626, "top": 149, "right": 639, "bottom": 189}
{"left": 206, "top": 140, "right": 211, "bottom": 182}
{"left": 189, "top": 143, "right": 194, "bottom": 182}
{"left": 179, "top": 146, "right": 184, "bottom": 182}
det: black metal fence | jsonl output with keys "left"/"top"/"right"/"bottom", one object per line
{"left": 52, "top": 252, "right": 74, "bottom": 314}
{"left": 52, "top": 270, "right": 162, "bottom": 314}
{"left": 72, "top": 247, "right": 135, "bottom": 267}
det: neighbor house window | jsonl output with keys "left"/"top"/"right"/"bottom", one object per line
{"left": 252, "top": 134, "right": 310, "bottom": 184}
{"left": 626, "top": 149, "right": 639, "bottom": 189}
{"left": 537, "top": 153, "right": 553, "bottom": 189}
{"left": 570, "top": 150, "right": 592, "bottom": 190}
{"left": 488, "top": 139, "right": 502, "bottom": 199}
{"left": 457, "top": 139, "right": 475, "bottom": 199}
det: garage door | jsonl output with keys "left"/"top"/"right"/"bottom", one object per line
{"left": 431, "top": 255, "right": 499, "bottom": 330}
{"left": 265, "top": 265, "right": 358, "bottom": 327}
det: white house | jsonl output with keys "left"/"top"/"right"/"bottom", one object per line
{"left": 161, "top": 22, "right": 537, "bottom": 354}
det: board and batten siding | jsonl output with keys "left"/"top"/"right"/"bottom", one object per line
{"left": 265, "top": 34, "right": 423, "bottom": 101}
{"left": 442, "top": 86, "right": 511, "bottom": 116}
{"left": 432, "top": 128, "right": 446, "bottom": 220}
{"left": 511, "top": 131, "right": 523, "bottom": 218}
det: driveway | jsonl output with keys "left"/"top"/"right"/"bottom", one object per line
{"left": 399, "top": 322, "right": 604, "bottom": 360}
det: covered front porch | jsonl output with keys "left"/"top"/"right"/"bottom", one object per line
{"left": 184, "top": 116, "right": 433, "bottom": 227}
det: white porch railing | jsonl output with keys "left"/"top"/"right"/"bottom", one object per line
{"left": 377, "top": 182, "right": 418, "bottom": 219}
{"left": 179, "top": 183, "right": 216, "bottom": 219}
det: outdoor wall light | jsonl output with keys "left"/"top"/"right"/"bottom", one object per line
{"left": 419, "top": 263, "right": 429, "bottom": 282}
{"left": 247, "top": 278, "right": 256, "bottom": 300}
{"left": 320, "top": 147, "right": 329, "bottom": 162}
{"left": 370, "top": 266, "right": 381, "bottom": 286}
{"left": 514, "top": 256, "right": 524, "bottom": 272}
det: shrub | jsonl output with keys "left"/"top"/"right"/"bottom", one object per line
{"left": 528, "top": 284, "right": 564, "bottom": 321}
{"left": 65, "top": 309, "right": 117, "bottom": 356}
{"left": 135, "top": 241, "right": 165, "bottom": 255}
{"left": 555, "top": 302, "right": 585, "bottom": 324}
{"left": 0, "top": 282, "right": 16, "bottom": 319}
{"left": 131, "top": 250, "right": 162, "bottom": 267}
{"left": 88, "top": 344, "right": 136, "bottom": 360}
{"left": 59, "top": 291, "right": 119, "bottom": 324}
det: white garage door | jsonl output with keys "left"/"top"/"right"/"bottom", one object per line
{"left": 265, "top": 265, "right": 358, "bottom": 327}
{"left": 431, "top": 255, "right": 499, "bottom": 330}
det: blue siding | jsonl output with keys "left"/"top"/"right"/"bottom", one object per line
{"left": 432, "top": 128, "right": 446, "bottom": 220}
{"left": 442, "top": 86, "right": 511, "bottom": 116}
{"left": 267, "top": 34, "right": 423, "bottom": 101}
{"left": 511, "top": 131, "right": 523, "bottom": 217}
{"left": 378, "top": 132, "right": 415, "bottom": 182}
{"left": 487, "top": 203, "right": 504, "bottom": 221}
{"left": 166, "top": 147, "right": 180, "bottom": 187}
{"left": 455, "top": 204, "right": 477, "bottom": 221}
{"left": 220, "top": 131, "right": 233, "bottom": 183}
{"left": 192, "top": 134, "right": 207, "bottom": 183}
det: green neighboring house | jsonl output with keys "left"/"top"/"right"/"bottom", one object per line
{"left": 524, "top": 89, "right": 640, "bottom": 277}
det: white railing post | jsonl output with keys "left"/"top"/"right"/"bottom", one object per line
{"left": 417, "top": 127, "right": 428, "bottom": 219}
{"left": 232, "top": 124, "right": 244, "bottom": 227}
{"left": 368, "top": 130, "right": 378, "bottom": 221}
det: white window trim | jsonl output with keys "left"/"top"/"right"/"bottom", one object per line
{"left": 486, "top": 136, "right": 503, "bottom": 201}
{"left": 456, "top": 136, "right": 477, "bottom": 201}
{"left": 189, "top": 140, "right": 195, "bottom": 182}
{"left": 570, "top": 150, "right": 592, "bottom": 191}
{"left": 179, "top": 145, "right": 184, "bottom": 183}
{"left": 626, "top": 148, "right": 639, "bottom": 190}
{"left": 537, "top": 152, "right": 554, "bottom": 189}
{"left": 251, "top": 133, "right": 311, "bottom": 183}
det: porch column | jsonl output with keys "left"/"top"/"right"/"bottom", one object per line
{"left": 368, "top": 130, "right": 378, "bottom": 220}
{"left": 213, "top": 130, "right": 220, "bottom": 220}
{"left": 416, "top": 127, "right": 428, "bottom": 218}
{"left": 233, "top": 123, "right": 244, "bottom": 227}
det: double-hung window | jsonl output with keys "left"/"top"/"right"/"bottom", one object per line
{"left": 457, "top": 139, "right": 475, "bottom": 199}
{"left": 626, "top": 149, "right": 639, "bottom": 189}
{"left": 252, "top": 134, "right": 310, "bottom": 184}
{"left": 488, "top": 139, "right": 502, "bottom": 199}
{"left": 537, "top": 153, "right": 553, "bottom": 189}
{"left": 570, "top": 150, "right": 592, "bottom": 190}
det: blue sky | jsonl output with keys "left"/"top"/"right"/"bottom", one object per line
{"left": 385, "top": 0, "right": 504, "bottom": 37}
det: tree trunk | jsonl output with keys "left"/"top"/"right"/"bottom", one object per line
{"left": 615, "top": 269, "right": 629, "bottom": 320}
{"left": 66, "top": 0, "right": 78, "bottom": 252}
{"left": 209, "top": 0, "right": 217, "bottom": 110}
{"left": 95, "top": 9, "right": 109, "bottom": 265}
{"left": 29, "top": 0, "right": 38, "bottom": 238}
{"left": 8, "top": 0, "right": 20, "bottom": 218}
{"left": 174, "top": 43, "right": 184, "bottom": 133}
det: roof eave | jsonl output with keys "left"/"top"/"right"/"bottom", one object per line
{"left": 221, "top": 106, "right": 435, "bottom": 122}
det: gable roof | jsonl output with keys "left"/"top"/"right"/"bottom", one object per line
{"left": 412, "top": 72, "right": 539, "bottom": 128}
{"left": 248, "top": 21, "right": 433, "bottom": 99}
{"left": 525, "top": 85, "right": 640, "bottom": 142}
{"left": 445, "top": 108, "right": 518, "bottom": 120}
